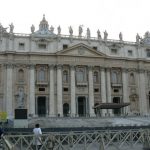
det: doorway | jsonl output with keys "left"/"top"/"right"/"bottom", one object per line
{"left": 113, "top": 97, "right": 121, "bottom": 115}
{"left": 77, "top": 97, "right": 86, "bottom": 117}
{"left": 37, "top": 96, "right": 46, "bottom": 117}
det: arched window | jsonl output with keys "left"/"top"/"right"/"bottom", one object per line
{"left": 38, "top": 68, "right": 45, "bottom": 82}
{"left": 77, "top": 69, "right": 84, "bottom": 82}
{"left": 112, "top": 71, "right": 117, "bottom": 83}
{"left": 18, "top": 69, "right": 24, "bottom": 82}
{"left": 63, "top": 70, "right": 68, "bottom": 83}
{"left": 93, "top": 71, "right": 98, "bottom": 83}
{"left": 63, "top": 103, "right": 69, "bottom": 117}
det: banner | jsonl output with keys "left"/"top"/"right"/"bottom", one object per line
{"left": 0, "top": 112, "right": 7, "bottom": 121}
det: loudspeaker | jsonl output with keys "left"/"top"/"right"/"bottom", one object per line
{"left": 15, "top": 109, "right": 27, "bottom": 119}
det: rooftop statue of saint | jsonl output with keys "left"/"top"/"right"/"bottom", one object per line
{"left": 79, "top": 25, "right": 83, "bottom": 37}
{"left": 31, "top": 24, "right": 35, "bottom": 33}
{"left": 50, "top": 25, "right": 54, "bottom": 33}
{"left": 0, "top": 23, "right": 7, "bottom": 34}
{"left": 0, "top": 24, "right": 2, "bottom": 33}
{"left": 9, "top": 23, "right": 14, "bottom": 33}
{"left": 57, "top": 25, "right": 61, "bottom": 35}
{"left": 136, "top": 33, "right": 140, "bottom": 43}
{"left": 69, "top": 26, "right": 73, "bottom": 36}
{"left": 119, "top": 32, "right": 123, "bottom": 41}
{"left": 104, "top": 30, "right": 108, "bottom": 40}
{"left": 97, "top": 29, "right": 101, "bottom": 40}
{"left": 145, "top": 31, "right": 150, "bottom": 38}
{"left": 87, "top": 28, "right": 91, "bottom": 38}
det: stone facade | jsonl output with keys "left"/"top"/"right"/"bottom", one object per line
{"left": 0, "top": 15, "right": 150, "bottom": 119}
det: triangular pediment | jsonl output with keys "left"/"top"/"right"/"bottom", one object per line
{"left": 56, "top": 43, "right": 106, "bottom": 57}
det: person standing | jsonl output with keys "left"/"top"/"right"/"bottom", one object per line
{"left": 33, "top": 124, "right": 42, "bottom": 150}
{"left": 0, "top": 127, "right": 3, "bottom": 139}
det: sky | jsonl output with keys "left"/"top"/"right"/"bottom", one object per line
{"left": 0, "top": 0, "right": 150, "bottom": 42}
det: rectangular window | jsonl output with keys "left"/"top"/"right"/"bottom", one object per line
{"left": 93, "top": 47, "right": 97, "bottom": 50}
{"left": 63, "top": 88, "right": 68, "bottom": 92}
{"left": 94, "top": 88, "right": 99, "bottom": 92}
{"left": 147, "top": 49, "right": 150, "bottom": 57}
{"left": 111, "top": 49, "right": 117, "bottom": 54}
{"left": 128, "top": 50, "right": 133, "bottom": 56}
{"left": 114, "top": 89, "right": 119, "bottom": 93}
{"left": 63, "top": 44, "right": 68, "bottom": 49}
{"left": 19, "top": 43, "right": 25, "bottom": 50}
{"left": 38, "top": 44, "right": 47, "bottom": 49}
{"left": 39, "top": 88, "right": 45, "bottom": 91}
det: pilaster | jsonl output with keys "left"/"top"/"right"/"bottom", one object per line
{"left": 57, "top": 64, "right": 63, "bottom": 116}
{"left": 70, "top": 65, "right": 76, "bottom": 117}
{"left": 88, "top": 66, "right": 95, "bottom": 117}
{"left": 100, "top": 67, "right": 107, "bottom": 116}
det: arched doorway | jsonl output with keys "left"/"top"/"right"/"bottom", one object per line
{"left": 113, "top": 97, "right": 121, "bottom": 115}
{"left": 77, "top": 97, "right": 86, "bottom": 117}
{"left": 63, "top": 103, "right": 69, "bottom": 117}
{"left": 37, "top": 96, "right": 46, "bottom": 117}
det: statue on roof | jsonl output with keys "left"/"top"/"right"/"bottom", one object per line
{"left": 145, "top": 31, "right": 150, "bottom": 38}
{"left": 57, "top": 25, "right": 61, "bottom": 35}
{"left": 97, "top": 29, "right": 101, "bottom": 40}
{"left": 9, "top": 23, "right": 14, "bottom": 33}
{"left": 136, "top": 33, "right": 140, "bottom": 43}
{"left": 104, "top": 30, "right": 108, "bottom": 40}
{"left": 87, "top": 28, "right": 91, "bottom": 38}
{"left": 119, "top": 32, "right": 123, "bottom": 41}
{"left": 31, "top": 24, "right": 35, "bottom": 33}
{"left": 50, "top": 25, "right": 54, "bottom": 33}
{"left": 79, "top": 25, "right": 83, "bottom": 37}
{"left": 0, "top": 23, "right": 7, "bottom": 34}
{"left": 69, "top": 26, "right": 73, "bottom": 36}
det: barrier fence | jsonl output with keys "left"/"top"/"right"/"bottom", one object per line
{"left": 0, "top": 128, "right": 150, "bottom": 150}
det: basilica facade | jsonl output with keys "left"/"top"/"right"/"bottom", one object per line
{"left": 0, "top": 15, "right": 150, "bottom": 120}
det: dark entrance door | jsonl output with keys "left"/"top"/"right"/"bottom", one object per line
{"left": 37, "top": 96, "right": 46, "bottom": 117}
{"left": 113, "top": 97, "right": 121, "bottom": 115}
{"left": 78, "top": 97, "right": 86, "bottom": 117}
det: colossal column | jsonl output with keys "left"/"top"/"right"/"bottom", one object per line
{"left": 122, "top": 68, "right": 129, "bottom": 114}
{"left": 106, "top": 68, "right": 112, "bottom": 116}
{"left": 29, "top": 65, "right": 35, "bottom": 116}
{"left": 57, "top": 65, "right": 63, "bottom": 116}
{"left": 88, "top": 66, "right": 95, "bottom": 117}
{"left": 49, "top": 65, "right": 55, "bottom": 117}
{"left": 138, "top": 69, "right": 148, "bottom": 115}
{"left": 70, "top": 65, "right": 76, "bottom": 117}
{"left": 101, "top": 67, "right": 107, "bottom": 116}
{"left": 6, "top": 64, "right": 13, "bottom": 119}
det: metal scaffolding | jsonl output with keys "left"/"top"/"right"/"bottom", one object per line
{"left": 1, "top": 128, "right": 150, "bottom": 150}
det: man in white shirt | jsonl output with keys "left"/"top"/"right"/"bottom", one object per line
{"left": 33, "top": 124, "right": 42, "bottom": 149}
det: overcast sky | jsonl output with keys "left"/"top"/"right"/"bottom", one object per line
{"left": 0, "top": 0, "right": 150, "bottom": 41}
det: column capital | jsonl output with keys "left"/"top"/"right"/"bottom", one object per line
{"left": 100, "top": 67, "right": 105, "bottom": 71}
{"left": 57, "top": 64, "right": 62, "bottom": 69}
{"left": 27, "top": 64, "right": 35, "bottom": 69}
{"left": 4, "top": 63, "right": 14, "bottom": 69}
{"left": 70, "top": 65, "right": 75, "bottom": 70}
{"left": 138, "top": 69, "right": 146, "bottom": 73}
{"left": 122, "top": 68, "right": 128, "bottom": 73}
{"left": 87, "top": 65, "right": 93, "bottom": 71}
{"left": 48, "top": 64, "right": 55, "bottom": 69}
